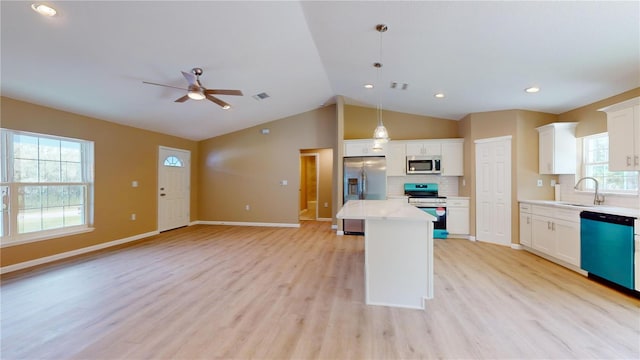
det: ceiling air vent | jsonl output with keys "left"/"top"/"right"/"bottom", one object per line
{"left": 252, "top": 92, "right": 270, "bottom": 101}
{"left": 390, "top": 82, "right": 409, "bottom": 90}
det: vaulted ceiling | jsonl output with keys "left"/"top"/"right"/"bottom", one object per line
{"left": 2, "top": 1, "right": 639, "bottom": 141}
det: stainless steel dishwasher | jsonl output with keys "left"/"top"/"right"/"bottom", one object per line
{"left": 580, "top": 211, "right": 635, "bottom": 289}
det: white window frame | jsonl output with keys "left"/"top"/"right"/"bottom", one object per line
{"left": 578, "top": 133, "right": 638, "bottom": 195}
{"left": 1, "top": 129, "right": 95, "bottom": 247}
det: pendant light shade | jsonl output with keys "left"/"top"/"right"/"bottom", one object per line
{"left": 372, "top": 25, "right": 390, "bottom": 144}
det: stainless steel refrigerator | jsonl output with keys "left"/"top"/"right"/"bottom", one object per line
{"left": 343, "top": 156, "right": 387, "bottom": 234}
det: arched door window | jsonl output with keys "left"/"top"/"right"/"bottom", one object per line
{"left": 163, "top": 155, "right": 183, "bottom": 167}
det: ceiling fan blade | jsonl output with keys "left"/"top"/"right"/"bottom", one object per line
{"left": 204, "top": 89, "right": 243, "bottom": 96}
{"left": 181, "top": 71, "right": 197, "bottom": 86}
{"left": 205, "top": 94, "right": 231, "bottom": 108}
{"left": 142, "top": 81, "right": 188, "bottom": 91}
{"left": 175, "top": 95, "right": 190, "bottom": 103}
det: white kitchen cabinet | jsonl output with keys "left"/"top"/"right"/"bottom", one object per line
{"left": 531, "top": 214, "right": 555, "bottom": 254}
{"left": 344, "top": 139, "right": 387, "bottom": 157}
{"left": 447, "top": 198, "right": 469, "bottom": 236}
{"left": 599, "top": 97, "right": 640, "bottom": 171}
{"left": 405, "top": 140, "right": 441, "bottom": 156}
{"left": 386, "top": 141, "right": 407, "bottom": 176}
{"left": 529, "top": 204, "right": 581, "bottom": 268}
{"left": 519, "top": 203, "right": 532, "bottom": 247}
{"left": 441, "top": 140, "right": 464, "bottom": 176}
{"left": 553, "top": 218, "right": 580, "bottom": 266}
{"left": 536, "top": 122, "right": 578, "bottom": 174}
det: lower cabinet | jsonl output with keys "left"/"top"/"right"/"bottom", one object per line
{"left": 519, "top": 204, "right": 532, "bottom": 247}
{"left": 520, "top": 203, "right": 581, "bottom": 269}
{"left": 447, "top": 198, "right": 469, "bottom": 237}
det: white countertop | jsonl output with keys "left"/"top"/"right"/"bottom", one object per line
{"left": 337, "top": 200, "right": 436, "bottom": 221}
{"left": 520, "top": 199, "right": 639, "bottom": 218}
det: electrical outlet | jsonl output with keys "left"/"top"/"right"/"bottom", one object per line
{"left": 537, "top": 179, "right": 543, "bottom": 187}
{"left": 550, "top": 179, "right": 557, "bottom": 187}
{"left": 245, "top": 204, "right": 250, "bottom": 211}
{"left": 131, "top": 213, "right": 136, "bottom": 221}
{"left": 324, "top": 202, "right": 329, "bottom": 208}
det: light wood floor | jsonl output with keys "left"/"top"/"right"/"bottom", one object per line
{"left": 1, "top": 222, "right": 639, "bottom": 359}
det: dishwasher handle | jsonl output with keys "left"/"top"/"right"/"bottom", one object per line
{"left": 580, "top": 211, "right": 635, "bottom": 226}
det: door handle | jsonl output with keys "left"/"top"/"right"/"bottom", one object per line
{"left": 635, "top": 155, "right": 639, "bottom": 166}
{"left": 627, "top": 156, "right": 632, "bottom": 166}
{"left": 160, "top": 193, "right": 166, "bottom": 197}
{"left": 551, "top": 222, "right": 555, "bottom": 231}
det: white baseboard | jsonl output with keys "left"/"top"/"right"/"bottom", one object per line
{"left": 316, "top": 217, "right": 333, "bottom": 222}
{"left": 511, "top": 243, "right": 524, "bottom": 250}
{"left": 195, "top": 220, "right": 300, "bottom": 228}
{"left": 336, "top": 230, "right": 344, "bottom": 236}
{"left": 468, "top": 236, "right": 477, "bottom": 242}
{"left": 1, "top": 231, "right": 158, "bottom": 275}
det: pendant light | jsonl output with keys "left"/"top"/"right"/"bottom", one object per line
{"left": 372, "top": 24, "right": 390, "bottom": 143}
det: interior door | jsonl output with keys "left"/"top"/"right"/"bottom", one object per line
{"left": 158, "top": 146, "right": 190, "bottom": 232}
{"left": 475, "top": 137, "right": 511, "bottom": 246}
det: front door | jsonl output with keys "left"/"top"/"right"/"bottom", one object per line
{"left": 158, "top": 146, "right": 190, "bottom": 232}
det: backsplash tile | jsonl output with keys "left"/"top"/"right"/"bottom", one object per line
{"left": 558, "top": 174, "right": 640, "bottom": 210}
{"left": 387, "top": 175, "right": 459, "bottom": 197}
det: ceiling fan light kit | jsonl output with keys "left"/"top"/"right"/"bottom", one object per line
{"left": 143, "top": 67, "right": 243, "bottom": 109}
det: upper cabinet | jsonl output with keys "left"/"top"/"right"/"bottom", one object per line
{"left": 599, "top": 97, "right": 640, "bottom": 171}
{"left": 536, "top": 122, "right": 578, "bottom": 174}
{"left": 441, "top": 140, "right": 464, "bottom": 176}
{"left": 344, "top": 139, "right": 387, "bottom": 157}
{"left": 386, "top": 141, "right": 407, "bottom": 176}
{"left": 405, "top": 140, "right": 441, "bottom": 156}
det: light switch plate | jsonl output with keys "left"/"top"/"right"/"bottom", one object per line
{"left": 537, "top": 179, "right": 543, "bottom": 187}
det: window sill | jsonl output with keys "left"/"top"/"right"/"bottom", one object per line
{"left": 1, "top": 227, "right": 95, "bottom": 248}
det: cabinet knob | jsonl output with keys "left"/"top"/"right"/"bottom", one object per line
{"left": 635, "top": 155, "right": 639, "bottom": 166}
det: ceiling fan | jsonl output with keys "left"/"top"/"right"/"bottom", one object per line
{"left": 143, "top": 68, "right": 243, "bottom": 109}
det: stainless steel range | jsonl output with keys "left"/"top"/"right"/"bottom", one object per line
{"left": 404, "top": 183, "right": 448, "bottom": 239}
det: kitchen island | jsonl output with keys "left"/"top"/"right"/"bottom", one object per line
{"left": 337, "top": 199, "right": 436, "bottom": 309}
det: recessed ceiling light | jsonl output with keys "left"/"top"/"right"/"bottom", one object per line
{"left": 525, "top": 86, "right": 540, "bottom": 93}
{"left": 364, "top": 84, "right": 374, "bottom": 89}
{"left": 31, "top": 3, "right": 57, "bottom": 17}
{"left": 434, "top": 93, "right": 445, "bottom": 99}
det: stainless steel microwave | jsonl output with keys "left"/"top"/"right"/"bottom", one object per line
{"left": 406, "top": 156, "right": 441, "bottom": 174}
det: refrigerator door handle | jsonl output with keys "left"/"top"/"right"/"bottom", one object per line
{"left": 361, "top": 170, "right": 367, "bottom": 199}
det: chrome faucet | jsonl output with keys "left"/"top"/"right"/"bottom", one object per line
{"left": 574, "top": 177, "right": 605, "bottom": 205}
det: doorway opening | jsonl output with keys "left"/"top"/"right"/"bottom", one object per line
{"left": 299, "top": 148, "right": 333, "bottom": 222}
{"left": 299, "top": 153, "right": 318, "bottom": 221}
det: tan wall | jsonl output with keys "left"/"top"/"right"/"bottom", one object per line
{"left": 1, "top": 97, "right": 199, "bottom": 267}
{"left": 516, "top": 111, "right": 561, "bottom": 202}
{"left": 344, "top": 105, "right": 459, "bottom": 140}
{"left": 463, "top": 110, "right": 519, "bottom": 242}
{"left": 198, "top": 105, "right": 337, "bottom": 224}
{"left": 558, "top": 88, "right": 640, "bottom": 137}
{"left": 301, "top": 148, "right": 333, "bottom": 219}
{"left": 458, "top": 115, "right": 473, "bottom": 198}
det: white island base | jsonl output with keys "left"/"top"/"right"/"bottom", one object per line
{"left": 337, "top": 200, "right": 435, "bottom": 309}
